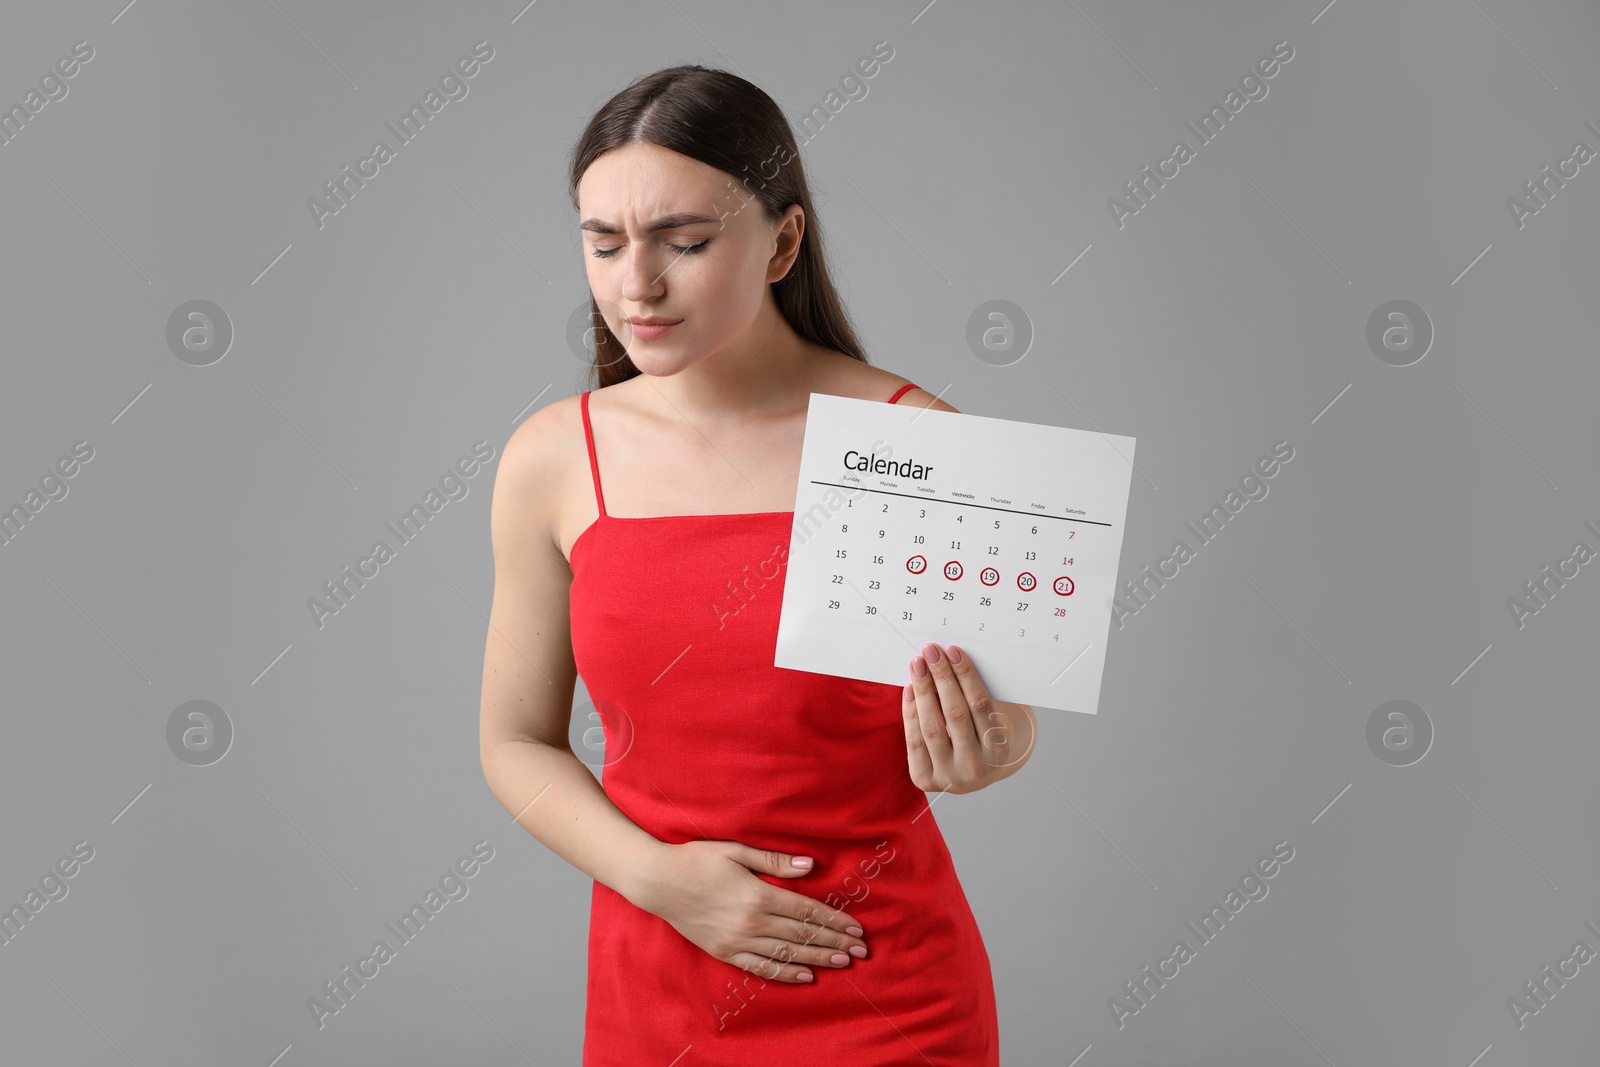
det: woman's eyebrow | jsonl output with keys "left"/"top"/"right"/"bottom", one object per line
{"left": 579, "top": 212, "right": 722, "bottom": 235}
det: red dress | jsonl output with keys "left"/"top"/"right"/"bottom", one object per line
{"left": 569, "top": 383, "right": 1000, "bottom": 1065}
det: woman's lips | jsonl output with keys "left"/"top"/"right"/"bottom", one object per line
{"left": 628, "top": 320, "right": 680, "bottom": 340}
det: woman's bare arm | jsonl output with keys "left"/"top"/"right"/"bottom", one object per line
{"left": 478, "top": 402, "right": 666, "bottom": 905}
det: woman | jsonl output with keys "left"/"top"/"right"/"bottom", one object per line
{"left": 478, "top": 65, "right": 1037, "bottom": 1065}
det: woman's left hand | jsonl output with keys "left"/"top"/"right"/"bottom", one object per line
{"left": 903, "top": 643, "right": 1036, "bottom": 794}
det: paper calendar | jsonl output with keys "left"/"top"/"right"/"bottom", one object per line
{"left": 773, "top": 393, "right": 1137, "bottom": 714}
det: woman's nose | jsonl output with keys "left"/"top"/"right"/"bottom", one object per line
{"left": 621, "top": 246, "right": 668, "bottom": 302}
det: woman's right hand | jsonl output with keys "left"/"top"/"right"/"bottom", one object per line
{"left": 634, "top": 839, "right": 870, "bottom": 983}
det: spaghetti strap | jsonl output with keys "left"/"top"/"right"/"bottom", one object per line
{"left": 580, "top": 390, "right": 607, "bottom": 517}
{"left": 887, "top": 382, "right": 919, "bottom": 404}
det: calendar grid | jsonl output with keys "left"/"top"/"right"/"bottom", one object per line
{"left": 776, "top": 394, "right": 1135, "bottom": 713}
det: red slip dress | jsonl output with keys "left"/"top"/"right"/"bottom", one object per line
{"left": 568, "top": 383, "right": 1000, "bottom": 1066}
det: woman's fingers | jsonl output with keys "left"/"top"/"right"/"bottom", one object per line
{"left": 906, "top": 644, "right": 1010, "bottom": 792}
{"left": 716, "top": 839, "right": 817, "bottom": 879}
{"left": 715, "top": 844, "right": 871, "bottom": 979}
{"left": 728, "top": 951, "right": 814, "bottom": 983}
{"left": 727, "top": 912, "right": 863, "bottom": 983}
{"left": 939, "top": 643, "right": 994, "bottom": 763}
{"left": 903, "top": 681, "right": 934, "bottom": 784}
{"left": 907, "top": 642, "right": 985, "bottom": 789}
{"left": 907, "top": 648, "right": 954, "bottom": 765}
{"left": 806, "top": 896, "right": 864, "bottom": 936}
{"left": 728, "top": 922, "right": 861, "bottom": 984}
{"left": 769, "top": 890, "right": 867, "bottom": 954}
{"left": 754, "top": 933, "right": 858, "bottom": 970}
{"left": 773, "top": 910, "right": 866, "bottom": 958}
{"left": 921, "top": 643, "right": 982, "bottom": 757}
{"left": 756, "top": 871, "right": 862, "bottom": 932}
{"left": 753, "top": 887, "right": 869, "bottom": 975}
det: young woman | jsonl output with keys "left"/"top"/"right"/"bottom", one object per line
{"left": 478, "top": 65, "right": 1036, "bottom": 1065}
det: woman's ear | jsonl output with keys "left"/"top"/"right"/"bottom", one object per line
{"left": 768, "top": 204, "right": 805, "bottom": 283}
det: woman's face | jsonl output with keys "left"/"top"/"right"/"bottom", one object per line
{"left": 577, "top": 141, "right": 798, "bottom": 376}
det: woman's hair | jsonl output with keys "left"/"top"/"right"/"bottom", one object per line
{"left": 568, "top": 65, "right": 869, "bottom": 389}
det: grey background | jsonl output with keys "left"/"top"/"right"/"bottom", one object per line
{"left": 2, "top": 0, "right": 1597, "bottom": 1064}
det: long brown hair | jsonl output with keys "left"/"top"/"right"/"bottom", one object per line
{"left": 568, "top": 65, "right": 869, "bottom": 389}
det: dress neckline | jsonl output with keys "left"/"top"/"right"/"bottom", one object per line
{"left": 569, "top": 509, "right": 794, "bottom": 565}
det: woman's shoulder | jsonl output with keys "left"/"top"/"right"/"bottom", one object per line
{"left": 504, "top": 391, "right": 584, "bottom": 478}
{"left": 497, "top": 393, "right": 595, "bottom": 553}
{"left": 888, "top": 381, "right": 956, "bottom": 412}
{"left": 859, "top": 366, "right": 958, "bottom": 413}
{"left": 814, "top": 349, "right": 956, "bottom": 412}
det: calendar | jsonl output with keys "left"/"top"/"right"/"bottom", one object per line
{"left": 772, "top": 393, "right": 1137, "bottom": 714}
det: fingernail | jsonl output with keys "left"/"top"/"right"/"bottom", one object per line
{"left": 792, "top": 856, "right": 812, "bottom": 869}
{"left": 797, "top": 971, "right": 814, "bottom": 982}
{"left": 925, "top": 643, "right": 942, "bottom": 663}
{"left": 849, "top": 945, "right": 868, "bottom": 958}
{"left": 831, "top": 953, "right": 850, "bottom": 966}
{"left": 948, "top": 645, "right": 963, "bottom": 664}
{"left": 911, "top": 656, "right": 927, "bottom": 678}
{"left": 846, "top": 925, "right": 864, "bottom": 937}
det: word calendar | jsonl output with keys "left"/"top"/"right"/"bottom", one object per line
{"left": 773, "top": 393, "right": 1137, "bottom": 714}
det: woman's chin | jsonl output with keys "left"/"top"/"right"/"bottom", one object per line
{"left": 624, "top": 350, "right": 695, "bottom": 376}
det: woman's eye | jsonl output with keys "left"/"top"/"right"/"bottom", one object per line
{"left": 590, "top": 240, "right": 709, "bottom": 259}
